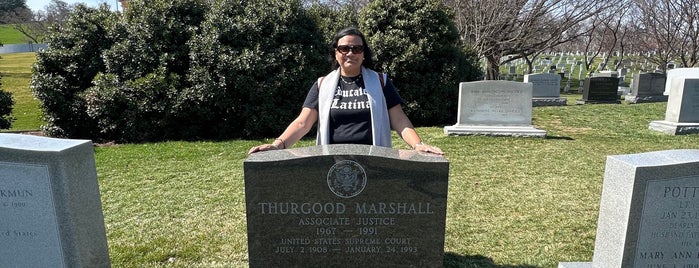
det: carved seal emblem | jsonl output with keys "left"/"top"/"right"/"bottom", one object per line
{"left": 327, "top": 160, "right": 367, "bottom": 198}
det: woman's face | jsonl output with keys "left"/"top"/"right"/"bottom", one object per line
{"left": 335, "top": 34, "right": 364, "bottom": 76}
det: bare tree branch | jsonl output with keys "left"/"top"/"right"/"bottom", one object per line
{"left": 445, "top": 0, "right": 613, "bottom": 79}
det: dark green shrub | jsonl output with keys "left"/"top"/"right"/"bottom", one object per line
{"left": 0, "top": 76, "right": 14, "bottom": 130}
{"left": 305, "top": 3, "right": 359, "bottom": 45}
{"left": 0, "top": 50, "right": 13, "bottom": 130}
{"left": 31, "top": 4, "right": 118, "bottom": 138}
{"left": 360, "top": 0, "right": 482, "bottom": 126}
{"left": 84, "top": 0, "right": 208, "bottom": 142}
{"left": 85, "top": 69, "right": 182, "bottom": 142}
{"left": 33, "top": 0, "right": 474, "bottom": 142}
{"left": 33, "top": 0, "right": 327, "bottom": 142}
{"left": 187, "top": 0, "right": 326, "bottom": 138}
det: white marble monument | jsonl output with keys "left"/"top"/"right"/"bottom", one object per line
{"left": 444, "top": 81, "right": 546, "bottom": 137}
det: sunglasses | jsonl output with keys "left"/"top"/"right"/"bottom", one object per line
{"left": 336, "top": 45, "right": 364, "bottom": 54}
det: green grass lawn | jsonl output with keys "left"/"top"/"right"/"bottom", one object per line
{"left": 0, "top": 24, "right": 29, "bottom": 44}
{"left": 0, "top": 52, "right": 42, "bottom": 131}
{"left": 93, "top": 107, "right": 699, "bottom": 267}
{"left": 4, "top": 52, "right": 699, "bottom": 267}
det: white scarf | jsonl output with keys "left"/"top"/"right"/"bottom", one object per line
{"left": 316, "top": 67, "right": 392, "bottom": 147}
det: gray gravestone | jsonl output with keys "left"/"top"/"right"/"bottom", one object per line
{"left": 576, "top": 77, "right": 621, "bottom": 104}
{"left": 0, "top": 134, "right": 110, "bottom": 267}
{"left": 626, "top": 73, "right": 668, "bottom": 104}
{"left": 592, "top": 71, "right": 619, "bottom": 78}
{"left": 559, "top": 149, "right": 699, "bottom": 268}
{"left": 663, "top": 68, "right": 699, "bottom": 95}
{"left": 244, "top": 144, "right": 449, "bottom": 268}
{"left": 619, "top": 68, "right": 628, "bottom": 77}
{"left": 649, "top": 78, "right": 699, "bottom": 135}
{"left": 444, "top": 81, "right": 546, "bottom": 137}
{"left": 524, "top": 73, "right": 567, "bottom": 106}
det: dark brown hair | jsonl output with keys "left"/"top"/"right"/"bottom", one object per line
{"left": 329, "top": 27, "right": 374, "bottom": 70}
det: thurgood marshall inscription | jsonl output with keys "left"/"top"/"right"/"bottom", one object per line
{"left": 244, "top": 144, "right": 449, "bottom": 268}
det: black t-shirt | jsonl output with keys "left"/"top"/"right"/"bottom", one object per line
{"left": 303, "top": 74, "right": 404, "bottom": 144}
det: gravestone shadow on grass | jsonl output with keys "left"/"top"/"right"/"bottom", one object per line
{"left": 544, "top": 135, "right": 574, "bottom": 140}
{"left": 444, "top": 252, "right": 540, "bottom": 268}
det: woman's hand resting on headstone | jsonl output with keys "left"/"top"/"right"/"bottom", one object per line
{"left": 247, "top": 144, "right": 280, "bottom": 155}
{"left": 413, "top": 143, "right": 444, "bottom": 155}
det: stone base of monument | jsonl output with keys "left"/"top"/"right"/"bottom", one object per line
{"left": 648, "top": 120, "right": 699, "bottom": 135}
{"left": 624, "top": 94, "right": 668, "bottom": 104}
{"left": 575, "top": 99, "right": 621, "bottom": 105}
{"left": 532, "top": 97, "right": 567, "bottom": 107}
{"left": 557, "top": 262, "right": 591, "bottom": 268}
{"left": 444, "top": 125, "right": 546, "bottom": 137}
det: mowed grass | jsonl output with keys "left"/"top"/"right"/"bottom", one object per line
{"left": 94, "top": 102, "right": 698, "bottom": 268}
{"left": 0, "top": 24, "right": 29, "bottom": 44}
{"left": 0, "top": 52, "right": 42, "bottom": 131}
{"left": 5, "top": 52, "right": 699, "bottom": 267}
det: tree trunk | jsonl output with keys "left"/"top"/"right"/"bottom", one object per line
{"left": 485, "top": 55, "right": 501, "bottom": 80}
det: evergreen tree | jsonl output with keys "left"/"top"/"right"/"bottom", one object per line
{"left": 360, "top": 0, "right": 481, "bottom": 125}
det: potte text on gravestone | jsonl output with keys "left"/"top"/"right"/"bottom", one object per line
{"left": 559, "top": 149, "right": 699, "bottom": 268}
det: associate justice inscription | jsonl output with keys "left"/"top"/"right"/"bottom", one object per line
{"left": 244, "top": 144, "right": 449, "bottom": 268}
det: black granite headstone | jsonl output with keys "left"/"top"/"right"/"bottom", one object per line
{"left": 627, "top": 73, "right": 667, "bottom": 104}
{"left": 244, "top": 144, "right": 449, "bottom": 268}
{"left": 577, "top": 77, "right": 621, "bottom": 104}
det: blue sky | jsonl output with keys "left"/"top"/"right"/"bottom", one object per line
{"left": 26, "top": 0, "right": 120, "bottom": 12}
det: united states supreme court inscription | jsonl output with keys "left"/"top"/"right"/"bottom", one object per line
{"left": 244, "top": 144, "right": 449, "bottom": 268}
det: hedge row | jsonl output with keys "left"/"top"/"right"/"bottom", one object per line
{"left": 31, "top": 0, "right": 481, "bottom": 142}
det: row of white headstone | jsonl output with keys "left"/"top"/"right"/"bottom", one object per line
{"left": 445, "top": 68, "right": 699, "bottom": 137}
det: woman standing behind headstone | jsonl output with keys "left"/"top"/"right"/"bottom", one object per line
{"left": 248, "top": 27, "right": 443, "bottom": 155}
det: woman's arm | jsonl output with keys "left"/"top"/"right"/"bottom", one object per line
{"left": 388, "top": 105, "right": 444, "bottom": 155}
{"left": 248, "top": 107, "right": 318, "bottom": 154}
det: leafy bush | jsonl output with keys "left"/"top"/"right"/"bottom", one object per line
{"left": 31, "top": 4, "right": 118, "bottom": 138}
{"left": 34, "top": 0, "right": 327, "bottom": 142}
{"left": 0, "top": 76, "right": 15, "bottom": 130}
{"left": 186, "top": 0, "right": 326, "bottom": 138}
{"left": 360, "top": 0, "right": 482, "bottom": 126}
{"left": 305, "top": 3, "right": 359, "bottom": 45}
{"left": 84, "top": 0, "right": 208, "bottom": 142}
{"left": 0, "top": 42, "right": 15, "bottom": 130}
{"left": 31, "top": 0, "right": 480, "bottom": 142}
